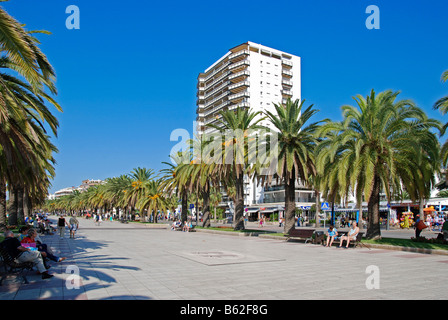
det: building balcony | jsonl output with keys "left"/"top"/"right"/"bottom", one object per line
{"left": 204, "top": 100, "right": 230, "bottom": 117}
{"left": 229, "top": 81, "right": 250, "bottom": 92}
{"left": 228, "top": 101, "right": 250, "bottom": 110}
{"left": 229, "top": 59, "right": 250, "bottom": 70}
{"left": 228, "top": 49, "right": 250, "bottom": 61}
{"left": 282, "top": 89, "right": 293, "bottom": 97}
{"left": 282, "top": 69, "right": 293, "bottom": 77}
{"left": 205, "top": 61, "right": 231, "bottom": 82}
{"left": 207, "top": 71, "right": 231, "bottom": 88}
{"left": 281, "top": 59, "right": 293, "bottom": 67}
{"left": 229, "top": 70, "right": 250, "bottom": 82}
{"left": 205, "top": 81, "right": 230, "bottom": 99}
{"left": 205, "top": 91, "right": 229, "bottom": 108}
{"left": 229, "top": 91, "right": 250, "bottom": 101}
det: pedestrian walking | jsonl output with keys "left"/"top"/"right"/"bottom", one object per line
{"left": 69, "top": 216, "right": 79, "bottom": 239}
{"left": 58, "top": 215, "right": 68, "bottom": 239}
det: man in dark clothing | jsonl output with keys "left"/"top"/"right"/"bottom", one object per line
{"left": 1, "top": 231, "right": 53, "bottom": 279}
{"left": 58, "top": 215, "right": 68, "bottom": 238}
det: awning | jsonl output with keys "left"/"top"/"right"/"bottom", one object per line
{"left": 260, "top": 207, "right": 281, "bottom": 214}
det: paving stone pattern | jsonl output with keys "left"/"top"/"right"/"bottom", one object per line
{"left": 1, "top": 217, "right": 447, "bottom": 300}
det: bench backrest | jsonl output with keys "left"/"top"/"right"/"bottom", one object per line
{"left": 289, "top": 229, "right": 315, "bottom": 237}
{"left": 0, "top": 246, "right": 17, "bottom": 265}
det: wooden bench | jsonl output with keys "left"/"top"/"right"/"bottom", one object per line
{"left": 0, "top": 247, "right": 34, "bottom": 285}
{"left": 333, "top": 231, "right": 365, "bottom": 248}
{"left": 285, "top": 229, "right": 316, "bottom": 243}
{"left": 172, "top": 225, "right": 183, "bottom": 231}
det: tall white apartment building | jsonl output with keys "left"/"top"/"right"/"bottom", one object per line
{"left": 195, "top": 42, "right": 313, "bottom": 217}
{"left": 196, "top": 41, "right": 301, "bottom": 135}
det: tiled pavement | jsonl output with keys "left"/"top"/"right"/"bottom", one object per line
{"left": 1, "top": 217, "right": 447, "bottom": 300}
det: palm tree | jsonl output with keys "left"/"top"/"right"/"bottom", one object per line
{"left": 186, "top": 136, "right": 221, "bottom": 228}
{"left": 0, "top": 6, "right": 57, "bottom": 93}
{"left": 318, "top": 89, "right": 440, "bottom": 239}
{"left": 209, "top": 187, "right": 223, "bottom": 222}
{"left": 0, "top": 8, "right": 61, "bottom": 228}
{"left": 137, "top": 178, "right": 167, "bottom": 223}
{"left": 104, "top": 175, "right": 133, "bottom": 218}
{"left": 125, "top": 168, "right": 155, "bottom": 220}
{"left": 398, "top": 134, "right": 440, "bottom": 216}
{"left": 207, "top": 107, "right": 266, "bottom": 231}
{"left": 434, "top": 70, "right": 448, "bottom": 166}
{"left": 161, "top": 151, "right": 193, "bottom": 224}
{"left": 263, "top": 99, "right": 321, "bottom": 234}
{"left": 434, "top": 70, "right": 448, "bottom": 115}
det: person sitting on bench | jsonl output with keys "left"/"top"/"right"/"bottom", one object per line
{"left": 21, "top": 228, "right": 66, "bottom": 264}
{"left": 1, "top": 231, "right": 53, "bottom": 279}
{"left": 325, "top": 225, "right": 338, "bottom": 247}
{"left": 339, "top": 222, "right": 360, "bottom": 248}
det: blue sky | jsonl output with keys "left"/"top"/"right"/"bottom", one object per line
{"left": 3, "top": 0, "right": 448, "bottom": 193}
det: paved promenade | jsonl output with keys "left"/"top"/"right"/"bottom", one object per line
{"left": 0, "top": 217, "right": 447, "bottom": 300}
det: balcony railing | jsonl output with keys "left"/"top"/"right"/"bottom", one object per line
{"left": 229, "top": 70, "right": 250, "bottom": 81}
{"left": 205, "top": 91, "right": 229, "bottom": 108}
{"left": 205, "top": 61, "right": 231, "bottom": 82}
{"left": 229, "top": 59, "right": 250, "bottom": 70}
{"left": 282, "top": 59, "right": 293, "bottom": 67}
{"left": 228, "top": 101, "right": 250, "bottom": 110}
{"left": 282, "top": 69, "right": 293, "bottom": 77}
{"left": 207, "top": 71, "right": 231, "bottom": 89}
{"left": 229, "top": 81, "right": 250, "bottom": 91}
{"left": 229, "top": 91, "right": 250, "bottom": 101}
{"left": 204, "top": 100, "right": 230, "bottom": 117}
{"left": 228, "top": 49, "right": 250, "bottom": 60}
{"left": 205, "top": 81, "right": 230, "bottom": 99}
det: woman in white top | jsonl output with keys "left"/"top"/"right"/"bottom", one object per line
{"left": 339, "top": 222, "right": 360, "bottom": 248}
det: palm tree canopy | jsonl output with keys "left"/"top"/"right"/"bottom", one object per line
{"left": 318, "top": 89, "right": 441, "bottom": 202}
{"left": 264, "top": 98, "right": 322, "bottom": 183}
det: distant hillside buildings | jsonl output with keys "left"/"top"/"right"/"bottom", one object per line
{"left": 48, "top": 179, "right": 103, "bottom": 200}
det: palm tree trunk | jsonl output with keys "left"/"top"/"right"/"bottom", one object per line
{"left": 234, "top": 171, "right": 245, "bottom": 231}
{"left": 419, "top": 196, "right": 425, "bottom": 218}
{"left": 366, "top": 175, "right": 382, "bottom": 240}
{"left": 0, "top": 178, "right": 7, "bottom": 231}
{"left": 202, "top": 189, "right": 211, "bottom": 228}
{"left": 181, "top": 191, "right": 188, "bottom": 223}
{"left": 23, "top": 191, "right": 31, "bottom": 219}
{"left": 16, "top": 186, "right": 24, "bottom": 224}
{"left": 358, "top": 201, "right": 363, "bottom": 230}
{"left": 284, "top": 169, "right": 296, "bottom": 234}
{"left": 8, "top": 186, "right": 18, "bottom": 225}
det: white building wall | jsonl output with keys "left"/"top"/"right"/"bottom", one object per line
{"left": 196, "top": 42, "right": 303, "bottom": 206}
